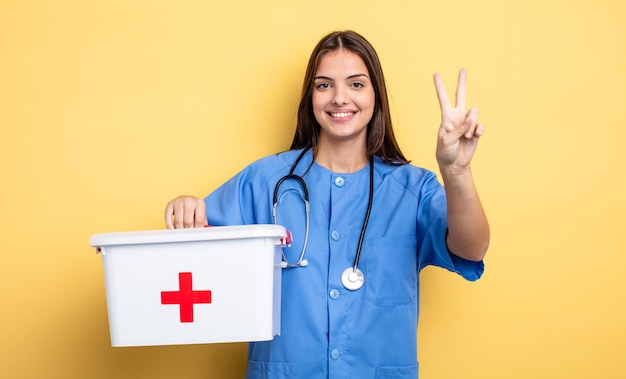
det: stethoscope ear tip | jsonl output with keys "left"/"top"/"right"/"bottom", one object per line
{"left": 280, "top": 259, "right": 308, "bottom": 268}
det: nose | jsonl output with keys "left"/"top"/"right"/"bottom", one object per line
{"left": 331, "top": 84, "right": 349, "bottom": 105}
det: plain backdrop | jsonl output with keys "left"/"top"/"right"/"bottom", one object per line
{"left": 1, "top": 0, "right": 625, "bottom": 378}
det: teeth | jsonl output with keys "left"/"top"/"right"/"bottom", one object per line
{"left": 331, "top": 112, "right": 353, "bottom": 118}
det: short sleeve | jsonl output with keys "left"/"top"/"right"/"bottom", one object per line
{"left": 202, "top": 153, "right": 291, "bottom": 227}
{"left": 416, "top": 173, "right": 484, "bottom": 282}
{"left": 203, "top": 166, "right": 257, "bottom": 226}
{"left": 419, "top": 216, "right": 484, "bottom": 282}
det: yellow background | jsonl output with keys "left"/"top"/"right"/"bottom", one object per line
{"left": 1, "top": 0, "right": 625, "bottom": 378}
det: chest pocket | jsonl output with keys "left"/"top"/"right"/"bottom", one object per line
{"left": 364, "top": 237, "right": 418, "bottom": 306}
{"left": 376, "top": 363, "right": 419, "bottom": 378}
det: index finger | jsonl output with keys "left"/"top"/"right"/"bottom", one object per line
{"left": 433, "top": 72, "right": 451, "bottom": 113}
{"left": 194, "top": 200, "right": 207, "bottom": 227}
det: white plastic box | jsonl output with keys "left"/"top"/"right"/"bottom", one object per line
{"left": 90, "top": 224, "right": 288, "bottom": 347}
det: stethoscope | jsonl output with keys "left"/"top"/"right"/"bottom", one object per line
{"left": 273, "top": 148, "right": 374, "bottom": 291}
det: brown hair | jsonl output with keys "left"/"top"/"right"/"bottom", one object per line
{"left": 290, "top": 30, "right": 408, "bottom": 164}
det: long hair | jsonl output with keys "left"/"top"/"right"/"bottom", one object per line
{"left": 290, "top": 30, "right": 408, "bottom": 165}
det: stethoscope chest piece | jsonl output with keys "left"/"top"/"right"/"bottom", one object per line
{"left": 341, "top": 267, "right": 364, "bottom": 290}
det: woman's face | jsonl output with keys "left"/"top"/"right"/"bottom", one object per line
{"left": 312, "top": 49, "right": 375, "bottom": 146}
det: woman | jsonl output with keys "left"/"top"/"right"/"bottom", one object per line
{"left": 165, "top": 30, "right": 489, "bottom": 378}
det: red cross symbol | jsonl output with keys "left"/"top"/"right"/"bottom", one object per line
{"left": 161, "top": 272, "right": 212, "bottom": 323}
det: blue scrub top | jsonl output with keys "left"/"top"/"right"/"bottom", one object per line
{"left": 204, "top": 149, "right": 484, "bottom": 379}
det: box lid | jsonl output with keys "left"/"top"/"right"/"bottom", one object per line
{"left": 90, "top": 224, "right": 287, "bottom": 247}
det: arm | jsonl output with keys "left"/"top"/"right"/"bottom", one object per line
{"left": 433, "top": 68, "right": 490, "bottom": 261}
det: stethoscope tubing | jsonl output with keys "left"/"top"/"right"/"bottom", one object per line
{"left": 352, "top": 156, "right": 374, "bottom": 271}
{"left": 273, "top": 149, "right": 311, "bottom": 268}
{"left": 273, "top": 148, "right": 374, "bottom": 291}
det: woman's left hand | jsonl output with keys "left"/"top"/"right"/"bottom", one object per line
{"left": 433, "top": 68, "right": 485, "bottom": 175}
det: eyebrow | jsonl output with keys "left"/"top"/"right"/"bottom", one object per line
{"left": 314, "top": 73, "right": 369, "bottom": 81}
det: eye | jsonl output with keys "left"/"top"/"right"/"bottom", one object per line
{"left": 315, "top": 82, "right": 331, "bottom": 89}
{"left": 351, "top": 81, "right": 365, "bottom": 89}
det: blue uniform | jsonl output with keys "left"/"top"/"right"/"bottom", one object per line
{"left": 204, "top": 149, "right": 484, "bottom": 378}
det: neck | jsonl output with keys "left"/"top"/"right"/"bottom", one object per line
{"left": 314, "top": 140, "right": 369, "bottom": 173}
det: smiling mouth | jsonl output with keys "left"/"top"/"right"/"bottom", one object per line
{"left": 329, "top": 112, "right": 355, "bottom": 118}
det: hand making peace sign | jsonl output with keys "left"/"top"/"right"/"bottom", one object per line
{"left": 433, "top": 68, "right": 485, "bottom": 175}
